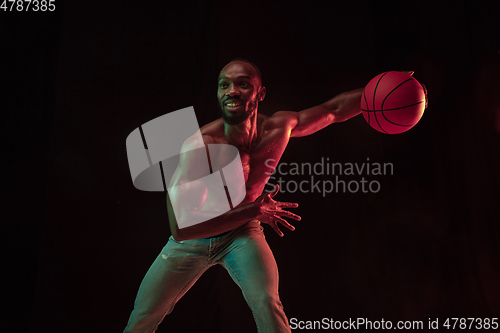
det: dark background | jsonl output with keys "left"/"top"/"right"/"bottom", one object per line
{"left": 4, "top": 0, "right": 499, "bottom": 332}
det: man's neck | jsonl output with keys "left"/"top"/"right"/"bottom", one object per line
{"left": 224, "top": 111, "right": 259, "bottom": 150}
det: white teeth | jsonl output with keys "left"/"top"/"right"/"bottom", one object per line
{"left": 226, "top": 103, "right": 242, "bottom": 107}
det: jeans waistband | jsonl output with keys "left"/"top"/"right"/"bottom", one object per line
{"left": 204, "top": 219, "right": 261, "bottom": 239}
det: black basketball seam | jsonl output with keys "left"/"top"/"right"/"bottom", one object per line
{"left": 366, "top": 101, "right": 424, "bottom": 130}
{"left": 372, "top": 72, "right": 389, "bottom": 111}
{"left": 380, "top": 111, "right": 415, "bottom": 127}
{"left": 377, "top": 73, "right": 408, "bottom": 133}
{"left": 381, "top": 78, "right": 414, "bottom": 110}
{"left": 373, "top": 110, "right": 388, "bottom": 133}
{"left": 379, "top": 76, "right": 420, "bottom": 132}
{"left": 361, "top": 100, "right": 424, "bottom": 112}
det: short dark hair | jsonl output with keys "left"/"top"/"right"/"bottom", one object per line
{"left": 228, "top": 58, "right": 263, "bottom": 85}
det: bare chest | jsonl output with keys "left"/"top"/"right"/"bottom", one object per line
{"left": 210, "top": 132, "right": 290, "bottom": 201}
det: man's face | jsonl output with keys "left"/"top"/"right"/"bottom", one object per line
{"left": 217, "top": 61, "right": 264, "bottom": 125}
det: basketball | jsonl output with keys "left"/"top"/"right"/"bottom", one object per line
{"left": 361, "top": 71, "right": 426, "bottom": 134}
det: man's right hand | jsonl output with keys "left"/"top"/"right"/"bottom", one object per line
{"left": 254, "top": 184, "right": 301, "bottom": 237}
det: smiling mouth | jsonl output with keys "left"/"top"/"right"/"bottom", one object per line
{"left": 225, "top": 102, "right": 243, "bottom": 107}
{"left": 224, "top": 101, "right": 244, "bottom": 111}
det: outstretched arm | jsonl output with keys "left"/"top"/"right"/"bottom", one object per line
{"left": 272, "top": 87, "right": 364, "bottom": 138}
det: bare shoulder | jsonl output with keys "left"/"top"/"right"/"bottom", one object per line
{"left": 177, "top": 120, "right": 223, "bottom": 167}
{"left": 199, "top": 118, "right": 226, "bottom": 142}
{"left": 181, "top": 130, "right": 214, "bottom": 150}
{"left": 262, "top": 111, "right": 299, "bottom": 131}
{"left": 178, "top": 118, "right": 223, "bottom": 151}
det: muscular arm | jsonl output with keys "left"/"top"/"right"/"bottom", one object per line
{"left": 167, "top": 191, "right": 261, "bottom": 241}
{"left": 168, "top": 187, "right": 299, "bottom": 241}
{"left": 272, "top": 87, "right": 364, "bottom": 137}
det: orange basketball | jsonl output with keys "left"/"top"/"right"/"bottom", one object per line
{"left": 361, "top": 71, "right": 426, "bottom": 134}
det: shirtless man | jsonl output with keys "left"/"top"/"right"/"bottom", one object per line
{"left": 124, "top": 59, "right": 366, "bottom": 333}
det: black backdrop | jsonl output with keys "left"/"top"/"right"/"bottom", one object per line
{"left": 4, "top": 0, "right": 500, "bottom": 332}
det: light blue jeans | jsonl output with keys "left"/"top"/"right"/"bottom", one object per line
{"left": 123, "top": 220, "right": 291, "bottom": 333}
